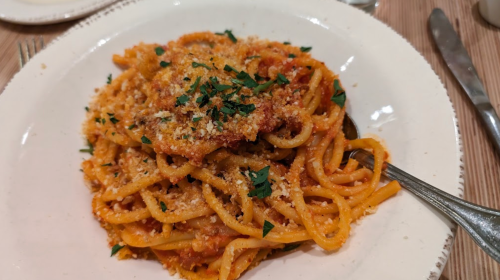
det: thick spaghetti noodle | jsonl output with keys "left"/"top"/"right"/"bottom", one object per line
{"left": 81, "top": 31, "right": 401, "bottom": 280}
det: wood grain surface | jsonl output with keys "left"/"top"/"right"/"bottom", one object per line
{"left": 0, "top": 0, "right": 499, "bottom": 279}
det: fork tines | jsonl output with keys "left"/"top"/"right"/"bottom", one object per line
{"left": 18, "top": 36, "right": 45, "bottom": 68}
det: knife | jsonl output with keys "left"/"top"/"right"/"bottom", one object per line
{"left": 429, "top": 8, "right": 500, "bottom": 155}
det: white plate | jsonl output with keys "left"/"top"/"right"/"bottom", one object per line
{"left": 0, "top": 0, "right": 462, "bottom": 279}
{"left": 0, "top": 0, "right": 118, "bottom": 25}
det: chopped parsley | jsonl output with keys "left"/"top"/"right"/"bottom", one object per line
{"left": 176, "top": 94, "right": 190, "bottom": 106}
{"left": 85, "top": 106, "right": 89, "bottom": 112}
{"left": 101, "top": 118, "right": 106, "bottom": 125}
{"left": 210, "top": 80, "right": 232, "bottom": 92}
{"left": 216, "top": 121, "right": 223, "bottom": 132}
{"left": 262, "top": 220, "right": 274, "bottom": 237}
{"left": 95, "top": 117, "right": 101, "bottom": 123}
{"left": 144, "top": 171, "right": 148, "bottom": 175}
{"left": 141, "top": 135, "right": 152, "bottom": 144}
{"left": 247, "top": 166, "right": 272, "bottom": 199}
{"left": 300, "top": 46, "right": 312, "bottom": 52}
{"left": 276, "top": 73, "right": 290, "bottom": 85}
{"left": 128, "top": 124, "right": 136, "bottom": 130}
{"left": 183, "top": 77, "right": 191, "bottom": 81}
{"left": 101, "top": 163, "right": 112, "bottom": 167}
{"left": 114, "top": 172, "right": 119, "bottom": 178}
{"left": 293, "top": 89, "right": 301, "bottom": 94}
{"left": 161, "top": 117, "right": 170, "bottom": 122}
{"left": 183, "top": 135, "right": 190, "bottom": 139}
{"left": 283, "top": 41, "right": 291, "bottom": 45}
{"left": 216, "top": 30, "right": 237, "bottom": 43}
{"left": 193, "top": 117, "right": 202, "bottom": 122}
{"left": 288, "top": 54, "right": 296, "bottom": 58}
{"left": 160, "top": 61, "right": 171, "bottom": 68}
{"left": 110, "top": 244, "right": 125, "bottom": 257}
{"left": 143, "top": 158, "right": 148, "bottom": 163}
{"left": 331, "top": 79, "right": 346, "bottom": 108}
{"left": 160, "top": 201, "right": 167, "bottom": 212}
{"left": 283, "top": 243, "right": 301, "bottom": 251}
{"left": 191, "top": 127, "right": 196, "bottom": 131}
{"left": 186, "top": 76, "right": 202, "bottom": 93}
{"left": 254, "top": 74, "right": 265, "bottom": 81}
{"left": 155, "top": 46, "right": 165, "bottom": 56}
{"left": 246, "top": 55, "right": 261, "bottom": 59}
{"left": 107, "top": 74, "right": 112, "bottom": 84}
{"left": 231, "top": 78, "right": 245, "bottom": 85}
{"left": 109, "top": 116, "right": 120, "bottom": 124}
{"left": 79, "top": 139, "right": 94, "bottom": 155}
{"left": 236, "top": 71, "right": 258, "bottom": 88}
{"left": 224, "top": 64, "right": 239, "bottom": 73}
{"left": 111, "top": 132, "right": 115, "bottom": 136}
{"left": 253, "top": 80, "right": 274, "bottom": 94}
{"left": 192, "top": 62, "right": 212, "bottom": 70}
{"left": 306, "top": 66, "right": 312, "bottom": 70}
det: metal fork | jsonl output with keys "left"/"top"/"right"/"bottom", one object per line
{"left": 18, "top": 36, "right": 45, "bottom": 68}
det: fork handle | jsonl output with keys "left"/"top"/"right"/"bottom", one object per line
{"left": 352, "top": 149, "right": 500, "bottom": 263}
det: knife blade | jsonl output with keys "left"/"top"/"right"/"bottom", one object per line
{"left": 429, "top": 8, "right": 500, "bottom": 155}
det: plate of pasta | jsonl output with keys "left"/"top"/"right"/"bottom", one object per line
{"left": 0, "top": 0, "right": 462, "bottom": 280}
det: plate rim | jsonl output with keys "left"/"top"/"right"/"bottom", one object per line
{"left": 0, "top": 0, "right": 465, "bottom": 278}
{"left": 0, "top": 0, "right": 118, "bottom": 25}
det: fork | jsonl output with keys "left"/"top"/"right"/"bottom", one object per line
{"left": 18, "top": 36, "right": 45, "bottom": 68}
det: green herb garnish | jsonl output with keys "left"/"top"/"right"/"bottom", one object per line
{"left": 216, "top": 30, "right": 237, "bottom": 43}
{"left": 176, "top": 94, "right": 190, "bottom": 106}
{"left": 300, "top": 46, "right": 312, "bottom": 52}
{"left": 246, "top": 55, "right": 261, "bottom": 59}
{"left": 283, "top": 243, "right": 301, "bottom": 251}
{"left": 184, "top": 77, "right": 191, "bottom": 81}
{"left": 276, "top": 73, "right": 290, "bottom": 85}
{"left": 155, "top": 46, "right": 165, "bottom": 56}
{"left": 224, "top": 64, "right": 239, "bottom": 73}
{"left": 288, "top": 54, "right": 296, "bottom": 58}
{"left": 262, "top": 220, "right": 274, "bottom": 237}
{"left": 128, "top": 124, "right": 136, "bottom": 130}
{"left": 101, "top": 163, "right": 112, "bottom": 167}
{"left": 107, "top": 74, "right": 112, "bottom": 84}
{"left": 85, "top": 106, "right": 89, "bottom": 112}
{"left": 247, "top": 166, "right": 272, "bottom": 199}
{"left": 331, "top": 79, "right": 346, "bottom": 108}
{"left": 193, "top": 117, "right": 202, "bottom": 123}
{"left": 110, "top": 244, "right": 125, "bottom": 257}
{"left": 143, "top": 158, "right": 148, "bottom": 163}
{"left": 187, "top": 76, "right": 201, "bottom": 93}
{"left": 283, "top": 41, "right": 291, "bottom": 45}
{"left": 160, "top": 61, "right": 171, "bottom": 68}
{"left": 79, "top": 139, "right": 94, "bottom": 155}
{"left": 141, "top": 135, "right": 152, "bottom": 144}
{"left": 109, "top": 116, "right": 120, "bottom": 124}
{"left": 160, "top": 201, "right": 167, "bottom": 212}
{"left": 253, "top": 80, "right": 274, "bottom": 94}
{"left": 192, "top": 62, "right": 212, "bottom": 70}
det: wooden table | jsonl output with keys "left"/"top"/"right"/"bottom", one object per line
{"left": 0, "top": 0, "right": 499, "bottom": 279}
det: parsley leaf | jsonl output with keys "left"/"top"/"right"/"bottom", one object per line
{"left": 184, "top": 77, "right": 191, "bottom": 81}
{"left": 128, "top": 124, "right": 136, "bottom": 130}
{"left": 176, "top": 94, "right": 190, "bottom": 106}
{"left": 253, "top": 80, "right": 274, "bottom": 94}
{"left": 246, "top": 55, "right": 261, "bottom": 59}
{"left": 193, "top": 117, "right": 202, "bottom": 122}
{"left": 141, "top": 135, "right": 152, "bottom": 144}
{"left": 143, "top": 158, "right": 148, "bottom": 163}
{"left": 155, "top": 46, "right": 165, "bottom": 56}
{"left": 230, "top": 78, "right": 244, "bottom": 85}
{"left": 300, "top": 46, "right": 312, "bottom": 52}
{"left": 191, "top": 127, "right": 196, "bottom": 131}
{"left": 221, "top": 106, "right": 236, "bottom": 115}
{"left": 101, "top": 163, "right": 112, "bottom": 167}
{"left": 161, "top": 117, "right": 170, "bottom": 122}
{"left": 216, "top": 30, "right": 237, "bottom": 43}
{"left": 276, "top": 73, "right": 290, "bottom": 85}
{"left": 160, "top": 61, "right": 171, "bottom": 68}
{"left": 283, "top": 243, "right": 301, "bottom": 251}
{"left": 247, "top": 166, "right": 272, "bottom": 199}
{"left": 110, "top": 244, "right": 125, "bottom": 257}
{"left": 216, "top": 121, "right": 223, "bottom": 132}
{"left": 85, "top": 106, "right": 89, "bottom": 112}
{"left": 79, "top": 139, "right": 94, "bottom": 155}
{"left": 192, "top": 62, "right": 212, "bottom": 70}
{"left": 254, "top": 74, "right": 265, "bottom": 81}
{"left": 331, "top": 79, "right": 346, "bottom": 108}
{"left": 210, "top": 78, "right": 232, "bottom": 92}
{"left": 262, "top": 220, "right": 274, "bottom": 237}
{"left": 183, "top": 134, "right": 189, "bottom": 139}
{"left": 160, "top": 201, "right": 167, "bottom": 212}
{"left": 107, "top": 74, "right": 112, "bottom": 84}
{"left": 187, "top": 76, "right": 201, "bottom": 93}
{"left": 288, "top": 54, "right": 296, "bottom": 58}
{"left": 109, "top": 116, "right": 120, "bottom": 124}
{"left": 224, "top": 64, "right": 239, "bottom": 73}
{"left": 114, "top": 172, "right": 118, "bottom": 178}
{"left": 283, "top": 41, "right": 291, "bottom": 45}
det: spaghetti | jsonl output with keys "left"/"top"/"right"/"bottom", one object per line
{"left": 81, "top": 31, "right": 401, "bottom": 280}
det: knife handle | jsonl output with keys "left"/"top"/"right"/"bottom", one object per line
{"left": 477, "top": 102, "right": 500, "bottom": 153}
